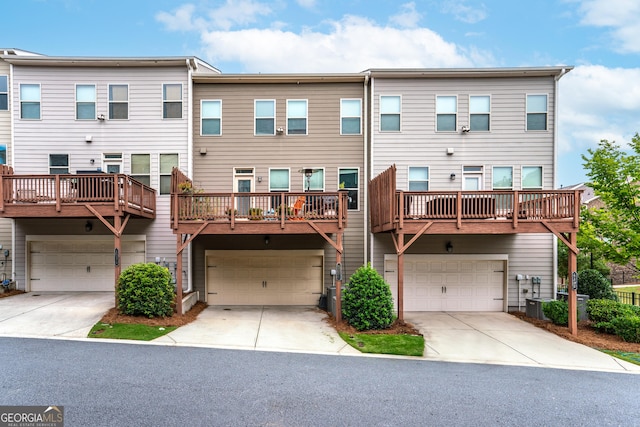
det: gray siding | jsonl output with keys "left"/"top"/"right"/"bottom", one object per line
{"left": 370, "top": 75, "right": 559, "bottom": 310}
{"left": 10, "top": 65, "right": 193, "bottom": 289}
{"left": 191, "top": 81, "right": 366, "bottom": 296}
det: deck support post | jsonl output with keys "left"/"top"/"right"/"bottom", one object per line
{"left": 114, "top": 214, "right": 122, "bottom": 307}
{"left": 176, "top": 233, "right": 184, "bottom": 316}
{"left": 335, "top": 232, "right": 343, "bottom": 322}
{"left": 568, "top": 232, "right": 578, "bottom": 336}
{"left": 397, "top": 233, "right": 404, "bottom": 321}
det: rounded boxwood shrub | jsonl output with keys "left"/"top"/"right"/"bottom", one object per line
{"left": 542, "top": 300, "right": 569, "bottom": 326}
{"left": 577, "top": 269, "right": 617, "bottom": 300}
{"left": 611, "top": 316, "right": 640, "bottom": 343}
{"left": 342, "top": 263, "right": 394, "bottom": 331}
{"left": 117, "top": 263, "right": 174, "bottom": 318}
{"left": 587, "top": 299, "right": 640, "bottom": 333}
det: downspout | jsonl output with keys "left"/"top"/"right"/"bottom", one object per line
{"left": 552, "top": 67, "right": 569, "bottom": 297}
{"left": 185, "top": 58, "right": 195, "bottom": 293}
{"left": 9, "top": 63, "right": 16, "bottom": 286}
{"left": 368, "top": 74, "right": 375, "bottom": 265}
{"left": 363, "top": 72, "right": 369, "bottom": 265}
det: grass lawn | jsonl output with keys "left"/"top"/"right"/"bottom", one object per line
{"left": 601, "top": 349, "right": 640, "bottom": 366}
{"left": 88, "top": 322, "right": 177, "bottom": 341}
{"left": 339, "top": 332, "right": 424, "bottom": 357}
{"left": 615, "top": 285, "right": 640, "bottom": 294}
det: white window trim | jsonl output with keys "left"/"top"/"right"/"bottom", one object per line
{"left": 521, "top": 165, "right": 544, "bottom": 190}
{"left": 435, "top": 94, "right": 458, "bottom": 133}
{"left": 0, "top": 75, "right": 8, "bottom": 111}
{"left": 302, "top": 167, "right": 324, "bottom": 191}
{"left": 268, "top": 167, "right": 291, "bottom": 192}
{"left": 48, "top": 153, "right": 69, "bottom": 174}
{"left": 492, "top": 166, "right": 514, "bottom": 190}
{"left": 130, "top": 153, "right": 151, "bottom": 187}
{"left": 462, "top": 165, "right": 485, "bottom": 190}
{"left": 469, "top": 94, "right": 491, "bottom": 132}
{"left": 286, "top": 99, "right": 308, "bottom": 136}
{"left": 108, "top": 83, "right": 129, "bottom": 121}
{"left": 379, "top": 95, "right": 401, "bottom": 132}
{"left": 254, "top": 99, "right": 276, "bottom": 136}
{"left": 75, "top": 83, "right": 96, "bottom": 121}
{"left": 525, "top": 93, "right": 548, "bottom": 132}
{"left": 340, "top": 98, "right": 362, "bottom": 135}
{"left": 162, "top": 82, "right": 183, "bottom": 119}
{"left": 201, "top": 99, "right": 222, "bottom": 136}
{"left": 407, "top": 166, "right": 429, "bottom": 191}
{"left": 20, "top": 83, "right": 41, "bottom": 120}
{"left": 159, "top": 153, "right": 179, "bottom": 195}
{"left": 338, "top": 166, "right": 360, "bottom": 211}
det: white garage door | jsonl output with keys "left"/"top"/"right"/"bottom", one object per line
{"left": 29, "top": 239, "right": 145, "bottom": 292}
{"left": 206, "top": 250, "right": 323, "bottom": 305}
{"left": 385, "top": 255, "right": 505, "bottom": 311}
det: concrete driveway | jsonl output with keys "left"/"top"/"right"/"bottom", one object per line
{"left": 1, "top": 292, "right": 639, "bottom": 373}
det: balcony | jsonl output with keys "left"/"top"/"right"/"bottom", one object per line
{"left": 0, "top": 169, "right": 156, "bottom": 219}
{"left": 370, "top": 165, "right": 580, "bottom": 235}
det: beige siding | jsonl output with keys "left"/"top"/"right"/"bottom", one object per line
{"left": 10, "top": 65, "right": 193, "bottom": 290}
{"left": 0, "top": 61, "right": 13, "bottom": 277}
{"left": 192, "top": 81, "right": 366, "bottom": 297}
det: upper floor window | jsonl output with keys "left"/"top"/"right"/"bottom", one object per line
{"left": 287, "top": 100, "right": 307, "bottom": 135}
{"left": 522, "top": 166, "right": 543, "bottom": 189}
{"left": 408, "top": 167, "right": 429, "bottom": 191}
{"left": 340, "top": 99, "right": 362, "bottom": 135}
{"left": 436, "top": 96, "right": 457, "bottom": 132}
{"left": 109, "top": 84, "right": 128, "bottom": 120}
{"left": 380, "top": 95, "right": 400, "bottom": 132}
{"left": 201, "top": 100, "right": 222, "bottom": 136}
{"left": 470, "top": 95, "right": 490, "bottom": 131}
{"left": 269, "top": 168, "right": 290, "bottom": 192}
{"left": 20, "top": 84, "right": 40, "bottom": 119}
{"left": 255, "top": 100, "right": 275, "bottom": 135}
{"left": 339, "top": 168, "right": 359, "bottom": 210}
{"left": 163, "top": 84, "right": 182, "bottom": 119}
{"left": 49, "top": 154, "right": 69, "bottom": 174}
{"left": 0, "top": 76, "right": 8, "bottom": 111}
{"left": 160, "top": 153, "right": 178, "bottom": 195}
{"left": 131, "top": 154, "right": 150, "bottom": 187}
{"left": 526, "top": 94, "right": 547, "bottom": 131}
{"left": 492, "top": 166, "right": 513, "bottom": 189}
{"left": 76, "top": 84, "right": 96, "bottom": 120}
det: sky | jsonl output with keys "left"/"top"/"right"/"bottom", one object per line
{"left": 2, "top": 0, "right": 639, "bottom": 187}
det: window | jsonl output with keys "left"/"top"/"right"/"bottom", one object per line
{"left": 339, "top": 168, "right": 359, "bottom": 210}
{"left": 303, "top": 169, "right": 324, "bottom": 191}
{"left": 255, "top": 100, "right": 275, "bottom": 135}
{"left": 492, "top": 166, "right": 513, "bottom": 189}
{"left": 522, "top": 166, "right": 543, "bottom": 189}
{"left": 269, "top": 169, "right": 290, "bottom": 192}
{"left": 131, "top": 154, "right": 150, "bottom": 186}
{"left": 527, "top": 94, "right": 547, "bottom": 131}
{"left": 436, "top": 96, "right": 457, "bottom": 132}
{"left": 160, "top": 153, "right": 178, "bottom": 194}
{"left": 103, "top": 153, "right": 122, "bottom": 174}
{"left": 109, "top": 84, "right": 128, "bottom": 120}
{"left": 201, "top": 100, "right": 222, "bottom": 135}
{"left": 163, "top": 84, "right": 182, "bottom": 119}
{"left": 0, "top": 76, "right": 8, "bottom": 111}
{"left": 380, "top": 95, "right": 400, "bottom": 131}
{"left": 287, "top": 100, "right": 307, "bottom": 135}
{"left": 20, "top": 84, "right": 40, "bottom": 119}
{"left": 341, "top": 99, "right": 361, "bottom": 135}
{"left": 49, "top": 154, "right": 69, "bottom": 174}
{"left": 470, "top": 95, "right": 490, "bottom": 131}
{"left": 76, "top": 84, "right": 96, "bottom": 120}
{"left": 409, "top": 167, "right": 429, "bottom": 191}
{"left": 0, "top": 145, "right": 6, "bottom": 165}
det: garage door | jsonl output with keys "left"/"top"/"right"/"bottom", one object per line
{"left": 29, "top": 239, "right": 145, "bottom": 292}
{"left": 384, "top": 255, "right": 505, "bottom": 311}
{"left": 206, "top": 250, "right": 323, "bottom": 305}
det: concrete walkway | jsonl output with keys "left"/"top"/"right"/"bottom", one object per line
{"left": 1, "top": 292, "right": 639, "bottom": 373}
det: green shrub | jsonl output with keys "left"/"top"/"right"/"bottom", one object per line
{"left": 611, "top": 316, "right": 640, "bottom": 343}
{"left": 577, "top": 269, "right": 617, "bottom": 300}
{"left": 342, "top": 263, "right": 394, "bottom": 331}
{"left": 542, "top": 300, "right": 569, "bottom": 326}
{"left": 117, "top": 263, "right": 174, "bottom": 318}
{"left": 586, "top": 299, "right": 637, "bottom": 333}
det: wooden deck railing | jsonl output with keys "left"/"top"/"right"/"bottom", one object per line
{"left": 0, "top": 173, "right": 156, "bottom": 217}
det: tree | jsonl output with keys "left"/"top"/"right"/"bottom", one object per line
{"left": 557, "top": 239, "right": 609, "bottom": 280}
{"left": 581, "top": 134, "right": 640, "bottom": 269}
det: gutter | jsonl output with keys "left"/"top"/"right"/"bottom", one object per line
{"left": 185, "top": 58, "right": 195, "bottom": 293}
{"left": 363, "top": 72, "right": 370, "bottom": 265}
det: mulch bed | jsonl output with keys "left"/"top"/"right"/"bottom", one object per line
{"left": 98, "top": 301, "right": 207, "bottom": 327}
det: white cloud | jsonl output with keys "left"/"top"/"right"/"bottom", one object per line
{"left": 440, "top": 0, "right": 487, "bottom": 24}
{"left": 558, "top": 65, "right": 640, "bottom": 156}
{"left": 156, "top": 1, "right": 273, "bottom": 32}
{"left": 576, "top": 0, "right": 640, "bottom": 53}
{"left": 389, "top": 2, "right": 422, "bottom": 29}
{"left": 197, "top": 15, "right": 490, "bottom": 72}
{"left": 296, "top": 0, "right": 316, "bottom": 8}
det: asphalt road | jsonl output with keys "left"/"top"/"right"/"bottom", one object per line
{"left": 0, "top": 338, "right": 638, "bottom": 426}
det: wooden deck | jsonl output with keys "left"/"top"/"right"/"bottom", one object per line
{"left": 0, "top": 170, "right": 156, "bottom": 219}
{"left": 370, "top": 165, "right": 580, "bottom": 235}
